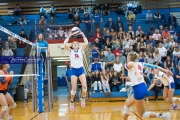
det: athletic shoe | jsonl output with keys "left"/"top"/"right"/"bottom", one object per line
{"left": 24, "top": 99, "right": 28, "bottom": 103}
{"left": 159, "top": 112, "right": 170, "bottom": 120}
{"left": 80, "top": 97, "right": 85, "bottom": 107}
{"left": 70, "top": 102, "right": 75, "bottom": 111}
{"left": 170, "top": 104, "right": 178, "bottom": 110}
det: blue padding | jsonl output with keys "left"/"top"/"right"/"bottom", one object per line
{"left": 91, "top": 92, "right": 127, "bottom": 98}
{"left": 174, "top": 90, "right": 180, "bottom": 95}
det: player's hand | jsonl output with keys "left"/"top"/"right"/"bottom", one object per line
{"left": 165, "top": 70, "right": 173, "bottom": 76}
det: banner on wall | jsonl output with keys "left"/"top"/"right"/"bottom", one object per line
{"left": 44, "top": 24, "right": 76, "bottom": 40}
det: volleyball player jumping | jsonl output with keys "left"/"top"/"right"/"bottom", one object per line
{"left": 123, "top": 51, "right": 171, "bottom": 120}
{"left": 148, "top": 69, "right": 180, "bottom": 110}
{"left": 64, "top": 28, "right": 88, "bottom": 111}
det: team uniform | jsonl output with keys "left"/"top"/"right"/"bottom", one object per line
{"left": 0, "top": 70, "right": 13, "bottom": 95}
{"left": 69, "top": 48, "right": 85, "bottom": 77}
{"left": 125, "top": 62, "right": 147, "bottom": 100}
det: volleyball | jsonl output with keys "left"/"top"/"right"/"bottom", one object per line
{"left": 71, "top": 27, "right": 80, "bottom": 36}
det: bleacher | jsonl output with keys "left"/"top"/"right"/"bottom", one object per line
{"left": 0, "top": 0, "right": 180, "bottom": 101}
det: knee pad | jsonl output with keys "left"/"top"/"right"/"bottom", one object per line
{"left": 142, "top": 112, "right": 151, "bottom": 118}
{"left": 2, "top": 106, "right": 8, "bottom": 111}
{"left": 165, "top": 98, "right": 169, "bottom": 102}
{"left": 71, "top": 90, "right": 76, "bottom": 95}
{"left": 10, "top": 103, "right": 17, "bottom": 109}
{"left": 123, "top": 105, "right": 130, "bottom": 114}
{"left": 82, "top": 88, "right": 87, "bottom": 92}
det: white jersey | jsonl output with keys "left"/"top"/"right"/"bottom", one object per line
{"left": 125, "top": 62, "right": 145, "bottom": 86}
{"left": 70, "top": 48, "right": 84, "bottom": 68}
{"left": 168, "top": 76, "right": 174, "bottom": 83}
{"left": 155, "top": 71, "right": 169, "bottom": 86}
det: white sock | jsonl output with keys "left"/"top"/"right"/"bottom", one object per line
{"left": 172, "top": 97, "right": 180, "bottom": 102}
{"left": 7, "top": 115, "right": 12, "bottom": 120}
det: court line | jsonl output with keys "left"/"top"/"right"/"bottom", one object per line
{"left": 30, "top": 98, "right": 59, "bottom": 120}
{"left": 132, "top": 111, "right": 143, "bottom": 120}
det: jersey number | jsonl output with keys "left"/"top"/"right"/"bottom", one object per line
{"left": 138, "top": 65, "right": 143, "bottom": 75}
{"left": 75, "top": 54, "right": 79, "bottom": 58}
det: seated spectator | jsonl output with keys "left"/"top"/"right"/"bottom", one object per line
{"left": 123, "top": 46, "right": 130, "bottom": 57}
{"left": 127, "top": 10, "right": 135, "bottom": 27}
{"left": 136, "top": 26, "right": 144, "bottom": 37}
{"left": 117, "top": 51, "right": 126, "bottom": 65}
{"left": 162, "top": 27, "right": 170, "bottom": 39}
{"left": 13, "top": 4, "right": 21, "bottom": 17}
{"left": 9, "top": 17, "right": 25, "bottom": 25}
{"left": 168, "top": 13, "right": 177, "bottom": 28}
{"left": 146, "top": 10, "right": 153, "bottom": 23}
{"left": 2, "top": 44, "right": 14, "bottom": 56}
{"left": 39, "top": 6, "right": 47, "bottom": 18}
{"left": 8, "top": 37, "right": 17, "bottom": 55}
{"left": 109, "top": 67, "right": 114, "bottom": 78}
{"left": 116, "top": 17, "right": 124, "bottom": 32}
{"left": 175, "top": 66, "right": 180, "bottom": 89}
{"left": 137, "top": 37, "right": 146, "bottom": 52}
{"left": 49, "top": 4, "right": 56, "bottom": 18}
{"left": 24, "top": 76, "right": 33, "bottom": 103}
{"left": 164, "top": 56, "right": 174, "bottom": 70}
{"left": 105, "top": 38, "right": 112, "bottom": 49}
{"left": 91, "top": 70, "right": 102, "bottom": 93}
{"left": 94, "top": 28, "right": 103, "bottom": 43}
{"left": 173, "top": 46, "right": 180, "bottom": 67}
{"left": 103, "top": 4, "right": 110, "bottom": 16}
{"left": 144, "top": 44, "right": 154, "bottom": 56}
{"left": 116, "top": 6, "right": 125, "bottom": 15}
{"left": 105, "top": 18, "right": 115, "bottom": 31}
{"left": 104, "top": 30, "right": 112, "bottom": 42}
{"left": 148, "top": 78, "right": 162, "bottom": 101}
{"left": 104, "top": 46, "right": 109, "bottom": 56}
{"left": 18, "top": 29, "right": 27, "bottom": 48}
{"left": 159, "top": 25, "right": 164, "bottom": 35}
{"left": 113, "top": 58, "right": 123, "bottom": 73}
{"left": 169, "top": 25, "right": 177, "bottom": 42}
{"left": 0, "top": 38, "right": 3, "bottom": 55}
{"left": 158, "top": 43, "right": 167, "bottom": 62}
{"left": 162, "top": 39, "right": 169, "bottom": 49}
{"left": 136, "top": 2, "right": 142, "bottom": 14}
{"left": 128, "top": 26, "right": 134, "bottom": 35}
{"left": 91, "top": 44, "right": 100, "bottom": 59}
{"left": 93, "top": 4, "right": 101, "bottom": 14}
{"left": 94, "top": 38, "right": 102, "bottom": 50}
{"left": 73, "top": 14, "right": 81, "bottom": 27}
{"left": 110, "top": 71, "right": 121, "bottom": 92}
{"left": 153, "top": 48, "right": 163, "bottom": 67}
{"left": 146, "top": 52, "right": 155, "bottom": 64}
{"left": 22, "top": 15, "right": 29, "bottom": 25}
{"left": 91, "top": 58, "right": 102, "bottom": 73}
{"left": 147, "top": 26, "right": 155, "bottom": 36}
{"left": 123, "top": 36, "right": 131, "bottom": 49}
{"left": 105, "top": 48, "right": 115, "bottom": 69}
{"left": 126, "top": 80, "right": 133, "bottom": 98}
{"left": 39, "top": 16, "right": 46, "bottom": 32}
{"left": 146, "top": 36, "right": 155, "bottom": 47}
{"left": 58, "top": 27, "right": 64, "bottom": 39}
{"left": 152, "top": 29, "right": 161, "bottom": 46}
{"left": 50, "top": 17, "right": 55, "bottom": 25}
{"left": 101, "top": 69, "right": 111, "bottom": 95}
{"left": 154, "top": 11, "right": 161, "bottom": 23}
{"left": 113, "top": 46, "right": 121, "bottom": 58}
{"left": 137, "top": 30, "right": 145, "bottom": 40}
{"left": 139, "top": 51, "right": 146, "bottom": 62}
{"left": 167, "top": 45, "right": 174, "bottom": 58}
{"left": 68, "top": 7, "right": 74, "bottom": 20}
{"left": 110, "top": 28, "right": 117, "bottom": 41}
{"left": 119, "top": 66, "right": 128, "bottom": 86}
{"left": 169, "top": 38, "right": 175, "bottom": 47}
{"left": 159, "top": 14, "right": 167, "bottom": 27}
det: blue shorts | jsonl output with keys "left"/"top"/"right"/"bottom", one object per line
{"left": 132, "top": 83, "right": 148, "bottom": 100}
{"left": 165, "top": 82, "right": 175, "bottom": 89}
{"left": 71, "top": 67, "right": 85, "bottom": 77}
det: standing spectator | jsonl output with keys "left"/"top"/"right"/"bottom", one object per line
{"left": 110, "top": 71, "right": 121, "bottom": 92}
{"left": 175, "top": 66, "right": 180, "bottom": 89}
{"left": 2, "top": 45, "right": 14, "bottom": 56}
{"left": 93, "top": 10, "right": 102, "bottom": 32}
{"left": 82, "top": 12, "right": 91, "bottom": 37}
{"left": 50, "top": 17, "right": 55, "bottom": 25}
{"left": 117, "top": 51, "right": 126, "bottom": 65}
{"left": 49, "top": 4, "right": 56, "bottom": 18}
{"left": 68, "top": 7, "right": 73, "bottom": 20}
{"left": 19, "top": 29, "right": 27, "bottom": 48}
{"left": 31, "top": 33, "right": 50, "bottom": 74}
{"left": 24, "top": 76, "right": 32, "bottom": 103}
{"left": 39, "top": 6, "right": 47, "bottom": 18}
{"left": 168, "top": 13, "right": 177, "bottom": 28}
{"left": 73, "top": 14, "right": 81, "bottom": 27}
{"left": 8, "top": 38, "right": 17, "bottom": 55}
{"left": 105, "top": 48, "right": 115, "bottom": 69}
{"left": 173, "top": 46, "right": 180, "bottom": 67}
{"left": 164, "top": 56, "right": 174, "bottom": 70}
{"left": 13, "top": 4, "right": 21, "bottom": 17}
{"left": 101, "top": 70, "right": 110, "bottom": 95}
{"left": 162, "top": 27, "right": 170, "bottom": 39}
{"left": 93, "top": 4, "right": 101, "bottom": 14}
{"left": 113, "top": 58, "right": 123, "bottom": 73}
{"left": 91, "top": 70, "right": 102, "bottom": 93}
{"left": 146, "top": 10, "right": 152, "bottom": 23}
{"left": 127, "top": 10, "right": 135, "bottom": 27}
{"left": 39, "top": 16, "right": 46, "bottom": 32}
{"left": 105, "top": 18, "right": 115, "bottom": 31}
{"left": 116, "top": 6, "right": 125, "bottom": 15}
{"left": 91, "top": 58, "right": 102, "bottom": 72}
{"left": 116, "top": 17, "right": 124, "bottom": 32}
{"left": 78, "top": 6, "right": 84, "bottom": 19}
{"left": 91, "top": 44, "right": 100, "bottom": 59}
{"left": 103, "top": 4, "right": 110, "bottom": 16}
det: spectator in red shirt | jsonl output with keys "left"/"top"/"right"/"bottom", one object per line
{"left": 162, "top": 27, "right": 170, "bottom": 39}
{"left": 94, "top": 28, "right": 103, "bottom": 42}
{"left": 113, "top": 46, "right": 121, "bottom": 58}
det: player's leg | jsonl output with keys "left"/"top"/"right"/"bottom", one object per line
{"left": 79, "top": 73, "right": 87, "bottom": 107}
{"left": 0, "top": 93, "right": 8, "bottom": 120}
{"left": 70, "top": 75, "right": 78, "bottom": 111}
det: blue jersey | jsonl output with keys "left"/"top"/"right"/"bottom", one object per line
{"left": 91, "top": 49, "right": 99, "bottom": 58}
{"left": 93, "top": 14, "right": 101, "bottom": 23}
{"left": 34, "top": 40, "right": 48, "bottom": 52}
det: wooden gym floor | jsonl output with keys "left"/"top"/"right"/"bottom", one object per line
{"left": 2, "top": 87, "right": 180, "bottom": 120}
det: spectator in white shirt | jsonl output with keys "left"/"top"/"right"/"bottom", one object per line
{"left": 135, "top": 26, "right": 144, "bottom": 36}
{"left": 152, "top": 29, "right": 161, "bottom": 46}
{"left": 169, "top": 38, "right": 176, "bottom": 47}
{"left": 128, "top": 26, "right": 134, "bottom": 35}
{"left": 123, "top": 36, "right": 131, "bottom": 49}
{"left": 173, "top": 46, "right": 180, "bottom": 67}
{"left": 146, "top": 10, "right": 152, "bottom": 23}
{"left": 158, "top": 43, "right": 167, "bottom": 62}
{"left": 153, "top": 48, "right": 163, "bottom": 67}
{"left": 2, "top": 44, "right": 14, "bottom": 56}
{"left": 113, "top": 58, "right": 123, "bottom": 73}
{"left": 58, "top": 27, "right": 64, "bottom": 39}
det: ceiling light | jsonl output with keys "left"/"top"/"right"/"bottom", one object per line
{"left": 57, "top": 60, "right": 70, "bottom": 61}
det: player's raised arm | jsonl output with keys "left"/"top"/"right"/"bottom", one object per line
{"left": 64, "top": 31, "right": 72, "bottom": 51}
{"left": 79, "top": 30, "right": 88, "bottom": 51}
